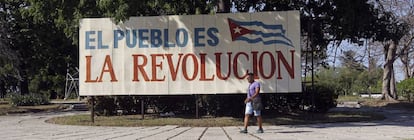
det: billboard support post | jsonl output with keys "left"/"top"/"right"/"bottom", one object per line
{"left": 90, "top": 96, "right": 95, "bottom": 123}
{"left": 141, "top": 97, "right": 145, "bottom": 120}
{"left": 195, "top": 95, "right": 199, "bottom": 119}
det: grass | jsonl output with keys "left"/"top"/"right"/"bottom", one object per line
{"left": 264, "top": 111, "right": 385, "bottom": 125}
{"left": 46, "top": 111, "right": 385, "bottom": 127}
{"left": 50, "top": 98, "right": 83, "bottom": 102}
{"left": 47, "top": 115, "right": 243, "bottom": 127}
{"left": 0, "top": 99, "right": 65, "bottom": 115}
{"left": 337, "top": 95, "right": 381, "bottom": 103}
{"left": 0, "top": 98, "right": 9, "bottom": 104}
{"left": 337, "top": 95, "right": 361, "bottom": 102}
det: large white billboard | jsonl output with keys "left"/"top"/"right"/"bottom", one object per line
{"left": 79, "top": 11, "right": 301, "bottom": 95}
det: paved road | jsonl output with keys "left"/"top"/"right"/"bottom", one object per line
{"left": 1, "top": 109, "right": 414, "bottom": 140}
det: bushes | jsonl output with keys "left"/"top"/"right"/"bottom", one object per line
{"left": 88, "top": 96, "right": 144, "bottom": 116}
{"left": 312, "top": 84, "right": 338, "bottom": 112}
{"left": 9, "top": 94, "right": 50, "bottom": 106}
{"left": 116, "top": 96, "right": 141, "bottom": 114}
{"left": 302, "top": 84, "right": 338, "bottom": 113}
{"left": 264, "top": 94, "right": 303, "bottom": 113}
{"left": 88, "top": 95, "right": 246, "bottom": 117}
{"left": 88, "top": 96, "right": 117, "bottom": 116}
{"left": 198, "top": 94, "right": 245, "bottom": 117}
{"left": 152, "top": 95, "right": 195, "bottom": 114}
{"left": 88, "top": 83, "right": 338, "bottom": 117}
{"left": 315, "top": 67, "right": 383, "bottom": 96}
{"left": 397, "top": 78, "right": 414, "bottom": 102}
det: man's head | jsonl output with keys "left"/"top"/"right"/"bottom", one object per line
{"left": 247, "top": 72, "right": 255, "bottom": 83}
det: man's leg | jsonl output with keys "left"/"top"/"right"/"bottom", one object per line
{"left": 243, "top": 114, "right": 250, "bottom": 129}
{"left": 254, "top": 110, "right": 263, "bottom": 133}
{"left": 241, "top": 103, "right": 252, "bottom": 133}
{"left": 256, "top": 116, "right": 262, "bottom": 129}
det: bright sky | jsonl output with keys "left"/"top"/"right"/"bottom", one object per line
{"left": 326, "top": 40, "right": 405, "bottom": 82}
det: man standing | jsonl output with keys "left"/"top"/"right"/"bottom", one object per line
{"left": 240, "top": 73, "right": 263, "bottom": 133}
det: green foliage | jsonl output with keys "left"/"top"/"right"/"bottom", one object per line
{"left": 9, "top": 94, "right": 49, "bottom": 106}
{"left": 115, "top": 96, "right": 141, "bottom": 114}
{"left": 29, "top": 70, "right": 65, "bottom": 98}
{"left": 371, "top": 80, "right": 383, "bottom": 94}
{"left": 264, "top": 94, "right": 303, "bottom": 113}
{"left": 397, "top": 78, "right": 414, "bottom": 102}
{"left": 88, "top": 92, "right": 336, "bottom": 116}
{"left": 1, "top": 0, "right": 77, "bottom": 96}
{"left": 312, "top": 84, "right": 338, "bottom": 112}
{"left": 316, "top": 65, "right": 382, "bottom": 96}
{"left": 340, "top": 50, "right": 366, "bottom": 71}
{"left": 198, "top": 95, "right": 245, "bottom": 117}
{"left": 311, "top": 62, "right": 383, "bottom": 111}
{"left": 88, "top": 95, "right": 288, "bottom": 117}
{"left": 88, "top": 96, "right": 118, "bottom": 116}
{"left": 88, "top": 95, "right": 245, "bottom": 117}
{"left": 152, "top": 96, "right": 195, "bottom": 114}
{"left": 354, "top": 70, "right": 383, "bottom": 93}
{"left": 24, "top": 0, "right": 219, "bottom": 45}
{"left": 314, "top": 67, "right": 342, "bottom": 94}
{"left": 304, "top": 83, "right": 338, "bottom": 112}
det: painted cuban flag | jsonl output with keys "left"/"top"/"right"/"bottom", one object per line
{"left": 227, "top": 18, "right": 293, "bottom": 47}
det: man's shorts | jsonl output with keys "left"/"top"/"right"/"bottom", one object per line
{"left": 245, "top": 102, "right": 261, "bottom": 116}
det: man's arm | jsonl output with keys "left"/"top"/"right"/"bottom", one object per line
{"left": 250, "top": 87, "right": 260, "bottom": 99}
{"left": 245, "top": 85, "right": 260, "bottom": 103}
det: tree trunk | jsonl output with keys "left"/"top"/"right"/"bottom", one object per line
{"left": 0, "top": 80, "right": 5, "bottom": 98}
{"left": 217, "top": 0, "right": 231, "bottom": 13}
{"left": 20, "top": 76, "right": 29, "bottom": 95}
{"left": 400, "top": 43, "right": 411, "bottom": 79}
{"left": 382, "top": 41, "right": 397, "bottom": 101}
{"left": 400, "top": 35, "right": 414, "bottom": 79}
{"left": 19, "top": 64, "right": 29, "bottom": 95}
{"left": 390, "top": 70, "right": 397, "bottom": 99}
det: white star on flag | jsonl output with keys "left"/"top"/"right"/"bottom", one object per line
{"left": 233, "top": 27, "right": 241, "bottom": 34}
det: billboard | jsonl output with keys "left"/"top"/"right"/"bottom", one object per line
{"left": 79, "top": 11, "right": 301, "bottom": 95}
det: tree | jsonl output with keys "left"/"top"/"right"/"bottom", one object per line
{"left": 373, "top": 0, "right": 414, "bottom": 81}
{"left": 267, "top": 0, "right": 404, "bottom": 101}
{"left": 24, "top": 0, "right": 220, "bottom": 46}
{"left": 373, "top": 1, "right": 410, "bottom": 101}
{"left": 340, "top": 50, "right": 366, "bottom": 71}
{"left": 0, "top": 2, "right": 18, "bottom": 97}
{"left": 388, "top": 0, "right": 414, "bottom": 79}
{"left": 0, "top": 0, "right": 32, "bottom": 95}
{"left": 24, "top": 0, "right": 391, "bottom": 73}
{"left": 397, "top": 78, "right": 414, "bottom": 101}
{"left": 400, "top": 34, "right": 414, "bottom": 79}
{"left": 0, "top": 0, "right": 77, "bottom": 96}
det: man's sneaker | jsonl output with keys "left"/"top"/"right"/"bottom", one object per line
{"left": 239, "top": 129, "right": 248, "bottom": 133}
{"left": 256, "top": 128, "right": 264, "bottom": 133}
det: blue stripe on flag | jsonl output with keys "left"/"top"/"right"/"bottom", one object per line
{"left": 251, "top": 31, "right": 293, "bottom": 44}
{"left": 230, "top": 19, "right": 286, "bottom": 33}
{"left": 236, "top": 36, "right": 294, "bottom": 47}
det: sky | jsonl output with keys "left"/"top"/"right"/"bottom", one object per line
{"left": 326, "top": 40, "right": 405, "bottom": 82}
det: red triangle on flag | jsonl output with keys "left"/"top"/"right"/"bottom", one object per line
{"left": 228, "top": 18, "right": 253, "bottom": 41}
